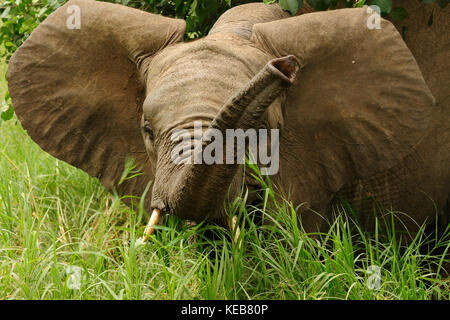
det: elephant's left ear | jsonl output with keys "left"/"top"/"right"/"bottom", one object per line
{"left": 250, "top": 7, "right": 435, "bottom": 190}
{"left": 7, "top": 0, "right": 185, "bottom": 208}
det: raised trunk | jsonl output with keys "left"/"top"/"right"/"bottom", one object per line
{"left": 211, "top": 55, "right": 297, "bottom": 132}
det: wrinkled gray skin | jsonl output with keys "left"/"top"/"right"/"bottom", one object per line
{"left": 7, "top": 0, "right": 450, "bottom": 238}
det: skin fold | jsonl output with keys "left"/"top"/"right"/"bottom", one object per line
{"left": 7, "top": 0, "right": 449, "bottom": 239}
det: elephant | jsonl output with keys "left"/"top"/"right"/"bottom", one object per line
{"left": 7, "top": 0, "right": 449, "bottom": 240}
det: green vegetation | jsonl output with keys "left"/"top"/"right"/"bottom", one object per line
{"left": 0, "top": 63, "right": 5, "bottom": 97}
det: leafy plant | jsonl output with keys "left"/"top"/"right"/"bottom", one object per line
{"left": 276, "top": 0, "right": 448, "bottom": 17}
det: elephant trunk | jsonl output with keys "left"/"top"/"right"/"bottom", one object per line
{"left": 152, "top": 55, "right": 299, "bottom": 225}
{"left": 210, "top": 55, "right": 298, "bottom": 132}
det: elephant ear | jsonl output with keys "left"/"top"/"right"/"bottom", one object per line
{"left": 7, "top": 0, "right": 185, "bottom": 208}
{"left": 250, "top": 8, "right": 435, "bottom": 195}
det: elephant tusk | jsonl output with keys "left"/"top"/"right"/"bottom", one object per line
{"left": 141, "top": 208, "right": 161, "bottom": 243}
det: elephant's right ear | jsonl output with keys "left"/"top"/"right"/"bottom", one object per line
{"left": 7, "top": 0, "right": 185, "bottom": 207}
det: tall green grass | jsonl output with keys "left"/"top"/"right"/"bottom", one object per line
{"left": 0, "top": 61, "right": 448, "bottom": 300}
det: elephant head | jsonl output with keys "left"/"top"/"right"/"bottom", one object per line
{"left": 8, "top": 0, "right": 442, "bottom": 236}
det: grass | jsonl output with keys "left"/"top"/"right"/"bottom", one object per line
{"left": 0, "top": 60, "right": 449, "bottom": 300}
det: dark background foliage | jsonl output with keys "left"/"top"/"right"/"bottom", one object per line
{"left": 0, "top": 0, "right": 448, "bottom": 121}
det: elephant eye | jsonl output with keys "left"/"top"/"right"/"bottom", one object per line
{"left": 142, "top": 120, "right": 155, "bottom": 141}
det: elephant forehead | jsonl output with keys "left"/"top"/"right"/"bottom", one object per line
{"left": 147, "top": 37, "right": 270, "bottom": 87}
{"left": 144, "top": 38, "right": 271, "bottom": 119}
